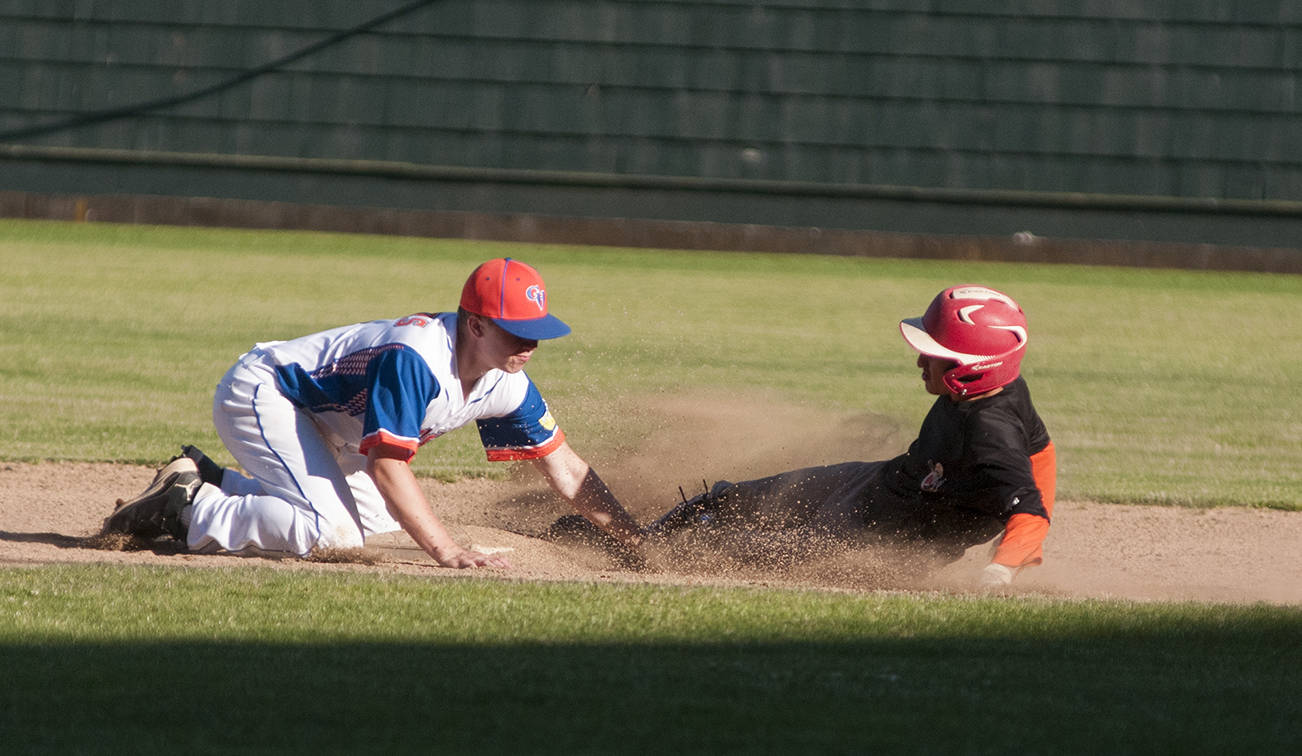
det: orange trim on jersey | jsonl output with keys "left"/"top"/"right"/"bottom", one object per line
{"left": 993, "top": 513, "right": 1049, "bottom": 567}
{"left": 359, "top": 429, "right": 419, "bottom": 462}
{"left": 484, "top": 429, "right": 566, "bottom": 462}
{"left": 992, "top": 441, "right": 1056, "bottom": 568}
{"left": 1030, "top": 440, "right": 1057, "bottom": 518}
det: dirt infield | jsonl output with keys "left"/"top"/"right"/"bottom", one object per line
{"left": 1, "top": 388, "right": 1296, "bottom": 604}
{"left": 2, "top": 457, "right": 1298, "bottom": 604}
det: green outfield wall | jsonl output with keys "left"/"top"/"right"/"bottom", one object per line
{"left": 2, "top": 0, "right": 1300, "bottom": 268}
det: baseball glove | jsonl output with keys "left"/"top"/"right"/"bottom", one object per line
{"left": 542, "top": 514, "right": 648, "bottom": 571}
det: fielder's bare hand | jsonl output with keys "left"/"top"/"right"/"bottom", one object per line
{"left": 433, "top": 545, "right": 513, "bottom": 569}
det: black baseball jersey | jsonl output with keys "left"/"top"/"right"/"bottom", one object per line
{"left": 879, "top": 377, "right": 1051, "bottom": 522}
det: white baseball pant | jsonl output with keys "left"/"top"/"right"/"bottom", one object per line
{"left": 186, "top": 346, "right": 402, "bottom": 557}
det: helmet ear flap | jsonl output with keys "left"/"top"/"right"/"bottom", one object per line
{"left": 942, "top": 363, "right": 973, "bottom": 397}
{"left": 941, "top": 345, "right": 1025, "bottom": 396}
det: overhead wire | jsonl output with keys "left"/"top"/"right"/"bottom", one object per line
{"left": 0, "top": 0, "right": 443, "bottom": 142}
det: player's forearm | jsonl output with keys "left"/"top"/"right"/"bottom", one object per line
{"left": 991, "top": 511, "right": 1049, "bottom": 568}
{"left": 533, "top": 444, "right": 642, "bottom": 546}
{"left": 568, "top": 468, "right": 643, "bottom": 545}
{"left": 369, "top": 455, "right": 463, "bottom": 560}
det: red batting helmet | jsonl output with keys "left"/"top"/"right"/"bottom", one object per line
{"left": 899, "top": 285, "right": 1029, "bottom": 396}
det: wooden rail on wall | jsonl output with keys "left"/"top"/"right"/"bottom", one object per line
{"left": 3, "top": 189, "right": 1299, "bottom": 275}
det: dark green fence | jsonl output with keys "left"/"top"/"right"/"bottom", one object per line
{"left": 2, "top": 0, "right": 1301, "bottom": 259}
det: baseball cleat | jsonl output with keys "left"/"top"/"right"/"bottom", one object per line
{"left": 127, "top": 454, "right": 199, "bottom": 508}
{"left": 104, "top": 469, "right": 202, "bottom": 541}
{"left": 180, "top": 444, "right": 224, "bottom": 487}
{"left": 642, "top": 480, "right": 735, "bottom": 538}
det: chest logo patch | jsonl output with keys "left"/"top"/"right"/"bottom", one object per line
{"left": 921, "top": 461, "right": 945, "bottom": 492}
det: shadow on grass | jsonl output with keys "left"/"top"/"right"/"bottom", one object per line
{"left": 2, "top": 632, "right": 1298, "bottom": 754}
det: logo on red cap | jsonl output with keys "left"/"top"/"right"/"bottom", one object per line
{"left": 524, "top": 284, "right": 546, "bottom": 312}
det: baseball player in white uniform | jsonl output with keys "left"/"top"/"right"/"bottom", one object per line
{"left": 105, "top": 258, "right": 645, "bottom": 569}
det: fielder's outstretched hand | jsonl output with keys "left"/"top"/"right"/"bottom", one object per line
{"left": 434, "top": 545, "right": 512, "bottom": 569}
{"left": 544, "top": 514, "right": 650, "bottom": 572}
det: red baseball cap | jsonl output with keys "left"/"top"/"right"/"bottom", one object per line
{"left": 459, "top": 258, "right": 571, "bottom": 340}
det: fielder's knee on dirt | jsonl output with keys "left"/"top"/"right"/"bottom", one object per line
{"left": 188, "top": 486, "right": 363, "bottom": 557}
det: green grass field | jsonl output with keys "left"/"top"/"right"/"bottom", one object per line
{"left": 2, "top": 565, "right": 1299, "bottom": 754}
{"left": 1, "top": 220, "right": 1300, "bottom": 753}
{"left": 1, "top": 219, "right": 1298, "bottom": 506}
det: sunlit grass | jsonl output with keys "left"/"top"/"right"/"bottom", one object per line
{"left": 1, "top": 219, "right": 1298, "bottom": 506}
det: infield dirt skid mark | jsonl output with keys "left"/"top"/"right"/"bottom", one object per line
{"left": 1, "top": 415, "right": 1299, "bottom": 602}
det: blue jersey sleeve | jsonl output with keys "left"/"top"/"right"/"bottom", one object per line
{"left": 475, "top": 380, "right": 565, "bottom": 461}
{"left": 358, "top": 345, "right": 440, "bottom": 458}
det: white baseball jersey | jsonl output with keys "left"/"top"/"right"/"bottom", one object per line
{"left": 187, "top": 311, "right": 566, "bottom": 557}
{"left": 261, "top": 311, "right": 564, "bottom": 461}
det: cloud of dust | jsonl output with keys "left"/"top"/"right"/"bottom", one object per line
{"left": 494, "top": 389, "right": 968, "bottom": 588}
{"left": 596, "top": 389, "right": 911, "bottom": 520}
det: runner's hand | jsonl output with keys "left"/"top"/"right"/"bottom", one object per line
{"left": 979, "top": 562, "right": 1016, "bottom": 587}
